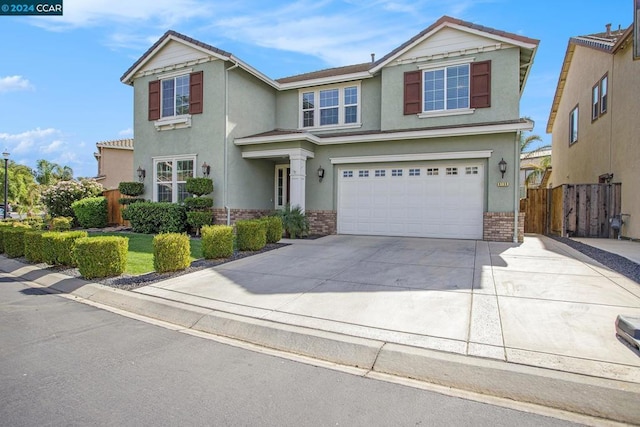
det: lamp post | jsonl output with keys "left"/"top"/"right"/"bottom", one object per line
{"left": 2, "top": 150, "right": 9, "bottom": 219}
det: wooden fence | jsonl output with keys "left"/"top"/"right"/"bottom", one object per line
{"left": 522, "top": 183, "right": 621, "bottom": 237}
{"left": 103, "top": 189, "right": 126, "bottom": 226}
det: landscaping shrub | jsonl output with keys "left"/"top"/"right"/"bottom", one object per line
{"left": 275, "top": 204, "right": 309, "bottom": 238}
{"left": 183, "top": 196, "right": 214, "bottom": 210}
{"left": 50, "top": 216, "right": 72, "bottom": 231}
{"left": 41, "top": 179, "right": 104, "bottom": 219}
{"left": 22, "top": 217, "right": 46, "bottom": 230}
{"left": 72, "top": 196, "right": 108, "bottom": 229}
{"left": 201, "top": 225, "right": 234, "bottom": 259}
{"left": 261, "top": 216, "right": 283, "bottom": 244}
{"left": 0, "top": 222, "right": 14, "bottom": 253}
{"left": 153, "top": 233, "right": 191, "bottom": 273}
{"left": 3, "top": 227, "right": 30, "bottom": 258}
{"left": 118, "top": 181, "right": 145, "bottom": 197}
{"left": 186, "top": 211, "right": 213, "bottom": 236}
{"left": 74, "top": 236, "right": 128, "bottom": 279}
{"left": 118, "top": 197, "right": 145, "bottom": 206}
{"left": 126, "top": 202, "right": 187, "bottom": 234}
{"left": 235, "top": 219, "right": 266, "bottom": 251}
{"left": 185, "top": 178, "right": 213, "bottom": 196}
{"left": 42, "top": 231, "right": 88, "bottom": 266}
{"left": 24, "top": 230, "right": 46, "bottom": 263}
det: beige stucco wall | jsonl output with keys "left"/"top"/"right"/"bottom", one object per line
{"left": 550, "top": 41, "right": 640, "bottom": 238}
{"left": 97, "top": 148, "right": 133, "bottom": 189}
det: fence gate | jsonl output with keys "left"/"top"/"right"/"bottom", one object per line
{"left": 103, "top": 189, "right": 125, "bottom": 226}
{"left": 520, "top": 188, "right": 549, "bottom": 234}
{"left": 550, "top": 183, "right": 621, "bottom": 237}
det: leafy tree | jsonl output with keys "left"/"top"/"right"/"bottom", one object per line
{"left": 520, "top": 128, "right": 551, "bottom": 189}
{"left": 35, "top": 159, "right": 74, "bottom": 185}
{"left": 0, "top": 161, "right": 40, "bottom": 214}
{"left": 41, "top": 179, "right": 104, "bottom": 218}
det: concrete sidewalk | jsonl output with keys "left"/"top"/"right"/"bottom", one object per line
{"left": 2, "top": 234, "right": 640, "bottom": 424}
{"left": 572, "top": 237, "right": 640, "bottom": 265}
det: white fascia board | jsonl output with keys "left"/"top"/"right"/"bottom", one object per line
{"left": 278, "top": 72, "right": 374, "bottom": 90}
{"left": 235, "top": 121, "right": 533, "bottom": 147}
{"left": 330, "top": 150, "right": 493, "bottom": 164}
{"left": 121, "top": 35, "right": 230, "bottom": 84}
{"left": 242, "top": 148, "right": 315, "bottom": 159}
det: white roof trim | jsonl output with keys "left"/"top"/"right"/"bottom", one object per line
{"left": 242, "top": 148, "right": 315, "bottom": 159}
{"left": 331, "top": 150, "right": 493, "bottom": 164}
{"left": 370, "top": 21, "right": 537, "bottom": 74}
{"left": 235, "top": 121, "right": 533, "bottom": 147}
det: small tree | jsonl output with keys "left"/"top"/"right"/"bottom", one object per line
{"left": 184, "top": 178, "right": 213, "bottom": 235}
{"left": 41, "top": 179, "right": 104, "bottom": 219}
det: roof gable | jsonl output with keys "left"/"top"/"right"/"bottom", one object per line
{"left": 140, "top": 39, "right": 217, "bottom": 74}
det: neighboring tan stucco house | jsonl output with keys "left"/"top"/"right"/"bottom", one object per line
{"left": 94, "top": 138, "right": 134, "bottom": 190}
{"left": 547, "top": 23, "right": 640, "bottom": 239}
{"left": 519, "top": 149, "right": 551, "bottom": 198}
{"left": 121, "top": 16, "right": 538, "bottom": 242}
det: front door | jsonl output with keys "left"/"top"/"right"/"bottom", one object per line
{"left": 275, "top": 165, "right": 290, "bottom": 209}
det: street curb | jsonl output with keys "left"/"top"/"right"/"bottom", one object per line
{"left": 2, "top": 258, "right": 640, "bottom": 424}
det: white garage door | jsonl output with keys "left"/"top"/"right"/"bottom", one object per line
{"left": 337, "top": 162, "right": 484, "bottom": 239}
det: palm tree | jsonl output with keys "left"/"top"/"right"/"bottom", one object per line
{"left": 519, "top": 129, "right": 551, "bottom": 189}
{"left": 35, "top": 159, "right": 74, "bottom": 185}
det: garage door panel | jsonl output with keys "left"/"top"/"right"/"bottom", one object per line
{"left": 338, "top": 163, "right": 484, "bottom": 240}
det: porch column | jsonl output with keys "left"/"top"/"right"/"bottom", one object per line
{"left": 289, "top": 151, "right": 309, "bottom": 212}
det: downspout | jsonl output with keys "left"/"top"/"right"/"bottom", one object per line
{"left": 224, "top": 61, "right": 240, "bottom": 225}
{"left": 514, "top": 130, "right": 521, "bottom": 243}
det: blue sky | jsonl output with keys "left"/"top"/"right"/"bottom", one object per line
{"left": 0, "top": 0, "right": 632, "bottom": 178}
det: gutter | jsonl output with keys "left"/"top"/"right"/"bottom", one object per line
{"left": 514, "top": 130, "right": 521, "bottom": 243}
{"left": 224, "top": 61, "right": 240, "bottom": 225}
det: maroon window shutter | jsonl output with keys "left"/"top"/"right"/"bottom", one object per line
{"left": 189, "top": 71, "right": 203, "bottom": 115}
{"left": 148, "top": 80, "right": 161, "bottom": 121}
{"left": 403, "top": 71, "right": 422, "bottom": 115}
{"left": 470, "top": 60, "right": 491, "bottom": 109}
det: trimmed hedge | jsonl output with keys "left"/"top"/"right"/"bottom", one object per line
{"left": 118, "top": 181, "right": 144, "bottom": 197}
{"left": 185, "top": 178, "right": 213, "bottom": 196}
{"left": 126, "top": 202, "right": 187, "bottom": 234}
{"left": 51, "top": 217, "right": 72, "bottom": 231}
{"left": 4, "top": 227, "right": 30, "bottom": 258}
{"left": 236, "top": 219, "right": 266, "bottom": 251}
{"left": 74, "top": 236, "right": 128, "bottom": 279}
{"left": 24, "top": 230, "right": 46, "bottom": 263}
{"left": 201, "top": 225, "right": 234, "bottom": 259}
{"left": 118, "top": 197, "right": 145, "bottom": 206}
{"left": 0, "top": 222, "right": 14, "bottom": 253}
{"left": 42, "top": 231, "right": 88, "bottom": 266}
{"left": 72, "top": 196, "right": 108, "bottom": 229}
{"left": 261, "top": 216, "right": 283, "bottom": 244}
{"left": 186, "top": 211, "right": 213, "bottom": 235}
{"left": 183, "top": 196, "right": 214, "bottom": 209}
{"left": 153, "top": 233, "right": 191, "bottom": 273}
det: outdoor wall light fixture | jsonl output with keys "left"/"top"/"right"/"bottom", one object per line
{"left": 498, "top": 158, "right": 507, "bottom": 179}
{"left": 202, "top": 162, "right": 211, "bottom": 177}
{"left": 317, "top": 166, "right": 325, "bottom": 182}
{"left": 137, "top": 166, "right": 146, "bottom": 182}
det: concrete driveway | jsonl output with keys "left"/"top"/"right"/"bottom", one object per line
{"left": 135, "top": 234, "right": 640, "bottom": 383}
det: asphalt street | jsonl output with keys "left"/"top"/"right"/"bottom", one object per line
{"left": 0, "top": 275, "right": 582, "bottom": 426}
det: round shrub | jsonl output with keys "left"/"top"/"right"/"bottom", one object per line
{"left": 71, "top": 196, "right": 108, "bottom": 229}
{"left": 235, "top": 219, "right": 266, "bottom": 251}
{"left": 186, "top": 211, "right": 213, "bottom": 235}
{"left": 261, "top": 216, "right": 283, "bottom": 244}
{"left": 183, "top": 196, "right": 214, "bottom": 209}
{"left": 185, "top": 178, "right": 213, "bottom": 196}
{"left": 74, "top": 236, "right": 128, "bottom": 279}
{"left": 41, "top": 179, "right": 104, "bottom": 219}
{"left": 50, "top": 217, "right": 72, "bottom": 231}
{"left": 201, "top": 225, "right": 234, "bottom": 259}
{"left": 118, "top": 181, "right": 144, "bottom": 197}
{"left": 153, "top": 233, "right": 191, "bottom": 273}
{"left": 24, "top": 230, "right": 46, "bottom": 263}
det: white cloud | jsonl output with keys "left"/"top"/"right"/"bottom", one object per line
{"left": 118, "top": 128, "right": 133, "bottom": 137}
{"left": 29, "top": 0, "right": 214, "bottom": 31}
{"left": 0, "top": 76, "right": 35, "bottom": 93}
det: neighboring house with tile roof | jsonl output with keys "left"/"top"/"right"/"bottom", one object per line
{"left": 121, "top": 15, "right": 538, "bottom": 242}
{"left": 94, "top": 138, "right": 134, "bottom": 189}
{"left": 519, "top": 148, "right": 552, "bottom": 198}
{"left": 547, "top": 22, "right": 639, "bottom": 239}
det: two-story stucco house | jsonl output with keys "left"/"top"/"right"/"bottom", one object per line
{"left": 121, "top": 16, "right": 538, "bottom": 242}
{"left": 94, "top": 138, "right": 134, "bottom": 190}
{"left": 547, "top": 23, "right": 639, "bottom": 239}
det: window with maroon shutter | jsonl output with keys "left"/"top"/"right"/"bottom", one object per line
{"left": 403, "top": 71, "right": 421, "bottom": 115}
{"left": 148, "top": 80, "right": 161, "bottom": 121}
{"left": 189, "top": 71, "right": 203, "bottom": 115}
{"left": 470, "top": 60, "right": 491, "bottom": 109}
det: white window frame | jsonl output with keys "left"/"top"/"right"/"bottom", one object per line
{"left": 569, "top": 105, "right": 579, "bottom": 145}
{"left": 154, "top": 69, "right": 193, "bottom": 131}
{"left": 419, "top": 59, "right": 472, "bottom": 117}
{"left": 152, "top": 154, "right": 196, "bottom": 203}
{"left": 274, "top": 164, "right": 290, "bottom": 209}
{"left": 299, "top": 82, "right": 361, "bottom": 130}
{"left": 599, "top": 74, "right": 608, "bottom": 115}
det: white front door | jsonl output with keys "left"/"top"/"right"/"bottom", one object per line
{"left": 337, "top": 162, "right": 484, "bottom": 239}
{"left": 274, "top": 165, "right": 290, "bottom": 209}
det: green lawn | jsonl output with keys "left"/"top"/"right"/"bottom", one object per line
{"left": 89, "top": 232, "right": 203, "bottom": 275}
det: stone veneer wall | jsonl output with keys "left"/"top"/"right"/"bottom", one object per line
{"left": 306, "top": 210, "right": 337, "bottom": 235}
{"left": 483, "top": 212, "right": 525, "bottom": 243}
{"left": 212, "top": 208, "right": 337, "bottom": 236}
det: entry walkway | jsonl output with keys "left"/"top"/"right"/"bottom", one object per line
{"left": 572, "top": 237, "right": 640, "bottom": 265}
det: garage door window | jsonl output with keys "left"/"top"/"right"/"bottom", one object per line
{"left": 392, "top": 169, "right": 403, "bottom": 177}
{"left": 375, "top": 169, "right": 386, "bottom": 177}
{"left": 426, "top": 168, "right": 439, "bottom": 176}
{"left": 465, "top": 166, "right": 479, "bottom": 175}
{"left": 409, "top": 168, "right": 421, "bottom": 176}
{"left": 358, "top": 170, "right": 370, "bottom": 178}
{"left": 446, "top": 167, "right": 458, "bottom": 175}
{"left": 343, "top": 170, "right": 353, "bottom": 178}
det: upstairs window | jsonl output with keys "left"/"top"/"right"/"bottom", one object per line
{"left": 569, "top": 105, "right": 579, "bottom": 145}
{"left": 591, "top": 73, "right": 608, "bottom": 121}
{"left": 148, "top": 71, "right": 203, "bottom": 121}
{"left": 300, "top": 83, "right": 360, "bottom": 128}
{"left": 404, "top": 60, "right": 491, "bottom": 115}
